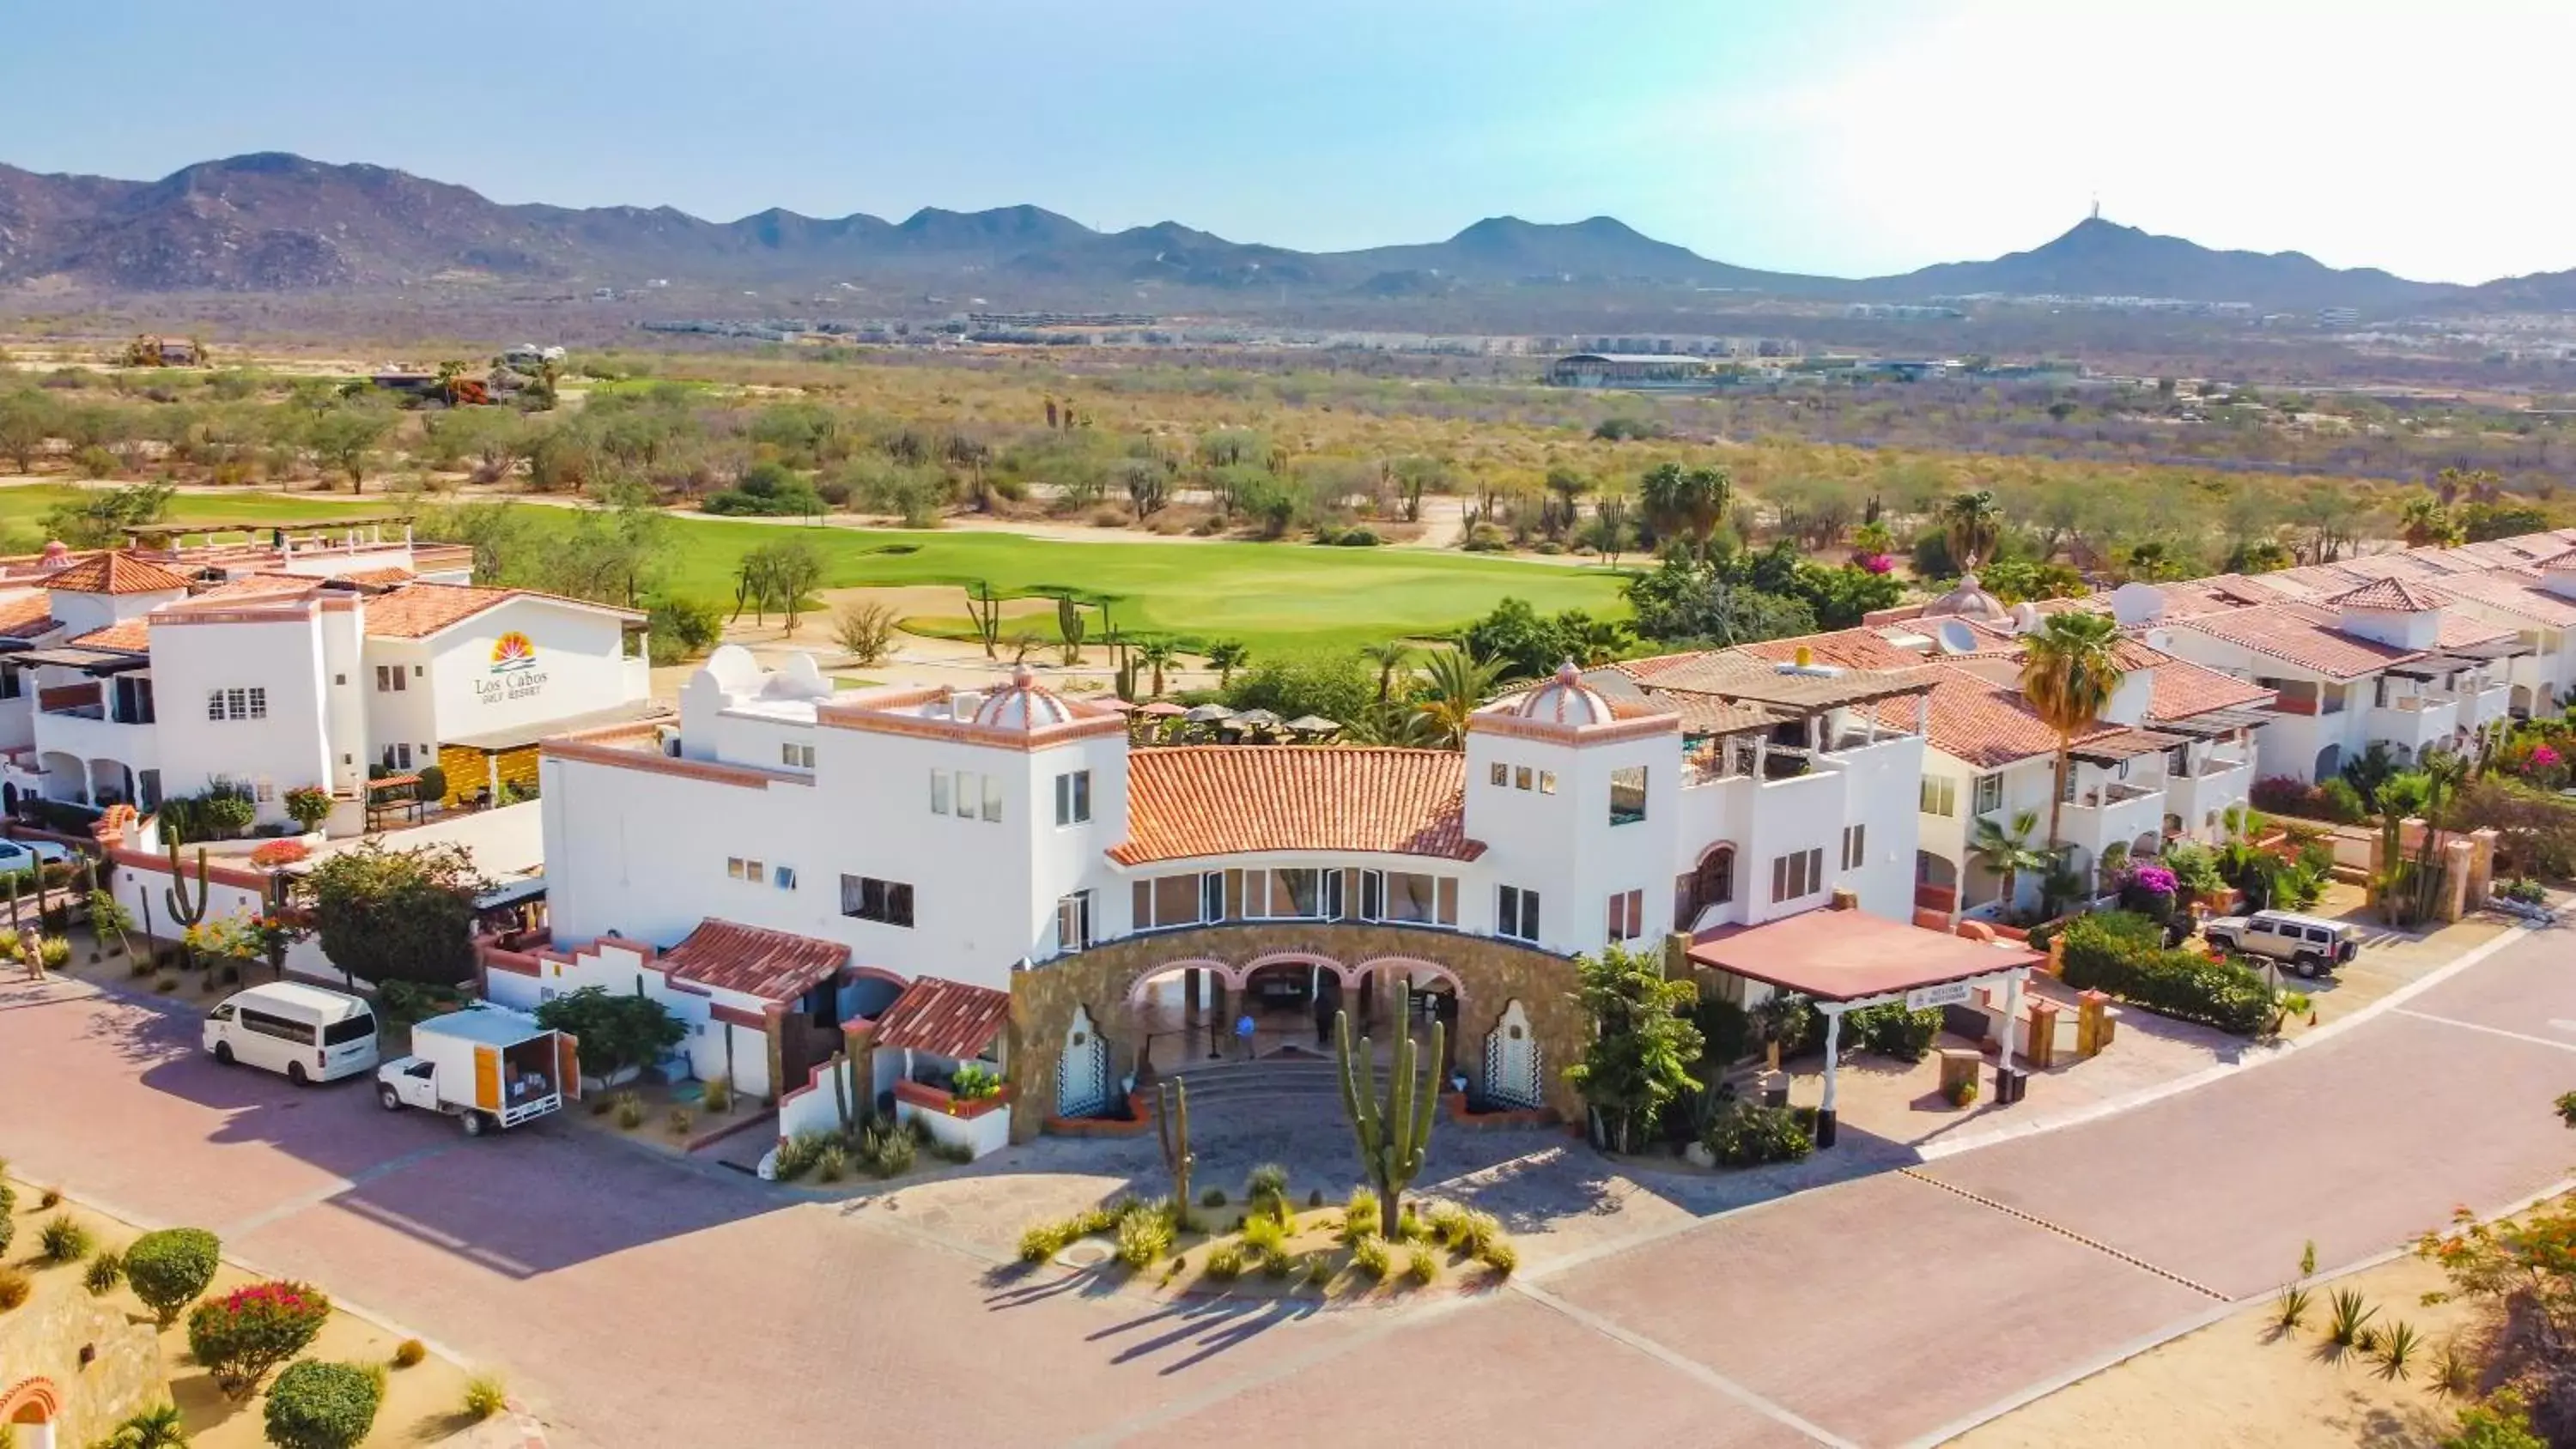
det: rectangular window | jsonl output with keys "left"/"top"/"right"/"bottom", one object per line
{"left": 1054, "top": 769, "right": 1091, "bottom": 826}
{"left": 1840, "top": 823, "right": 1867, "bottom": 871}
{"left": 1490, "top": 761, "right": 1509, "bottom": 787}
{"left": 981, "top": 773, "right": 1004, "bottom": 822}
{"left": 775, "top": 866, "right": 798, "bottom": 890}
{"left": 375, "top": 665, "right": 391, "bottom": 692}
{"left": 930, "top": 770, "right": 951, "bottom": 815}
{"left": 1385, "top": 871, "right": 1443, "bottom": 925}
{"left": 1539, "top": 771, "right": 1558, "bottom": 795}
{"left": 392, "top": 743, "right": 412, "bottom": 770}
{"left": 726, "top": 857, "right": 745, "bottom": 880}
{"left": 1607, "top": 888, "right": 1644, "bottom": 943}
{"left": 744, "top": 860, "right": 766, "bottom": 885}
{"left": 0, "top": 668, "right": 18, "bottom": 700}
{"left": 1498, "top": 885, "right": 1541, "bottom": 943}
{"left": 1770, "top": 846, "right": 1825, "bottom": 904}
{"left": 1608, "top": 765, "right": 1648, "bottom": 825}
{"left": 954, "top": 770, "right": 980, "bottom": 822}
{"left": 1244, "top": 867, "right": 1320, "bottom": 919}
{"left": 1133, "top": 872, "right": 1208, "bottom": 930}
{"left": 1973, "top": 773, "right": 2003, "bottom": 815}
{"left": 841, "top": 875, "right": 915, "bottom": 927}
{"left": 207, "top": 690, "right": 225, "bottom": 722}
{"left": 1515, "top": 767, "right": 1534, "bottom": 791}
{"left": 1919, "top": 775, "right": 1957, "bottom": 818}
{"left": 254, "top": 779, "right": 276, "bottom": 803}
{"left": 781, "top": 742, "right": 815, "bottom": 769}
{"left": 1055, "top": 890, "right": 1094, "bottom": 954}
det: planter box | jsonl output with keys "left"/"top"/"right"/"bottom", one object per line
{"left": 892, "top": 1078, "right": 1014, "bottom": 1159}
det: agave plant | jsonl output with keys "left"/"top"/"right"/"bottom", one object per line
{"left": 2325, "top": 1287, "right": 2378, "bottom": 1349}
{"left": 2271, "top": 1282, "right": 2312, "bottom": 1332}
{"left": 2372, "top": 1319, "right": 2423, "bottom": 1380}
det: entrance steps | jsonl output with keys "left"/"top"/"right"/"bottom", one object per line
{"left": 1165, "top": 1054, "right": 1401, "bottom": 1109}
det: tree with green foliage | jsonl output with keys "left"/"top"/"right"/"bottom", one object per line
{"left": 1203, "top": 640, "right": 1249, "bottom": 687}
{"left": 189, "top": 1280, "right": 331, "bottom": 1399}
{"left": 1969, "top": 809, "right": 2050, "bottom": 916}
{"left": 1225, "top": 652, "right": 1374, "bottom": 727}
{"left": 303, "top": 842, "right": 490, "bottom": 988}
{"left": 263, "top": 1360, "right": 382, "bottom": 1449}
{"left": 1941, "top": 489, "right": 2004, "bottom": 572}
{"left": 1411, "top": 648, "right": 1504, "bottom": 749}
{"left": 534, "top": 985, "right": 684, "bottom": 1082}
{"left": 1563, "top": 943, "right": 1702, "bottom": 1155}
{"left": 2020, "top": 610, "right": 2127, "bottom": 856}
{"left": 306, "top": 407, "right": 395, "bottom": 494}
{"left": 0, "top": 390, "right": 52, "bottom": 472}
{"left": 91, "top": 1402, "right": 190, "bottom": 1449}
{"left": 1638, "top": 462, "right": 1730, "bottom": 560}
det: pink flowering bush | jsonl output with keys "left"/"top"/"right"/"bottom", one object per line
{"left": 187, "top": 1279, "right": 331, "bottom": 1398}
{"left": 2126, "top": 863, "right": 2179, "bottom": 897}
{"left": 2535, "top": 743, "right": 2563, "bottom": 769}
{"left": 1858, "top": 554, "right": 1894, "bottom": 574}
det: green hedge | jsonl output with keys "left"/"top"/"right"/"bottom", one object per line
{"left": 1844, "top": 1003, "right": 1943, "bottom": 1063}
{"left": 2057, "top": 912, "right": 2270, "bottom": 1036}
{"left": 262, "top": 1360, "right": 382, "bottom": 1449}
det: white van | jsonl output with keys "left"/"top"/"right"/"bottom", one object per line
{"left": 204, "top": 983, "right": 380, "bottom": 1085}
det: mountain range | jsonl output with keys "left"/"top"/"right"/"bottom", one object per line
{"left": 0, "top": 151, "right": 2562, "bottom": 313}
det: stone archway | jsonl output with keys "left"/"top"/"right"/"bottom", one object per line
{"left": 2, "top": 1378, "right": 60, "bottom": 1449}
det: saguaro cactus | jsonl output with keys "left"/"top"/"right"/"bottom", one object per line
{"left": 1154, "top": 1078, "right": 1194, "bottom": 1222}
{"left": 1335, "top": 979, "right": 1444, "bottom": 1239}
{"left": 965, "top": 580, "right": 1003, "bottom": 659}
{"left": 1055, "top": 596, "right": 1088, "bottom": 667}
{"left": 165, "top": 838, "right": 209, "bottom": 967}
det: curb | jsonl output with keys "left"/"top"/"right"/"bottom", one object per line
{"left": 503, "top": 1395, "right": 550, "bottom": 1448}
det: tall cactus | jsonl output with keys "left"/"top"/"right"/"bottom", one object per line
{"left": 1154, "top": 1078, "right": 1194, "bottom": 1223}
{"left": 1335, "top": 979, "right": 1443, "bottom": 1239}
{"left": 1055, "top": 596, "right": 1087, "bottom": 667}
{"left": 165, "top": 838, "right": 209, "bottom": 968}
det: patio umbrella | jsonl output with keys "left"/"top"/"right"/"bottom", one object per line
{"left": 1183, "top": 704, "right": 1237, "bottom": 724}
{"left": 1236, "top": 708, "right": 1284, "bottom": 730}
{"left": 1086, "top": 696, "right": 1137, "bottom": 712}
{"left": 1285, "top": 715, "right": 1341, "bottom": 733}
{"left": 1139, "top": 701, "right": 1189, "bottom": 718}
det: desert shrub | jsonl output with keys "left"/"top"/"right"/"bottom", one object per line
{"left": 263, "top": 1359, "right": 382, "bottom": 1449}
{"left": 1200, "top": 1186, "right": 1227, "bottom": 1209}
{"left": 701, "top": 1077, "right": 732, "bottom": 1113}
{"left": 392, "top": 1337, "right": 428, "bottom": 1368}
{"left": 859, "top": 1120, "right": 915, "bottom": 1177}
{"left": 1702, "top": 1102, "right": 1814, "bottom": 1167}
{"left": 1260, "top": 1246, "right": 1295, "bottom": 1280}
{"left": 1351, "top": 1236, "right": 1392, "bottom": 1281}
{"left": 812, "top": 1143, "right": 849, "bottom": 1183}
{"left": 2058, "top": 911, "right": 2270, "bottom": 1034}
{"left": 665, "top": 1106, "right": 693, "bottom": 1137}
{"left": 832, "top": 602, "right": 899, "bottom": 666}
{"left": 125, "top": 1227, "right": 220, "bottom": 1325}
{"left": 1845, "top": 1003, "right": 1943, "bottom": 1064}
{"left": 1018, "top": 1222, "right": 1072, "bottom": 1264}
{"left": 1303, "top": 1253, "right": 1334, "bottom": 1287}
{"left": 38, "top": 1214, "right": 94, "bottom": 1263}
{"left": 461, "top": 1374, "right": 509, "bottom": 1422}
{"left": 611, "top": 1091, "right": 644, "bottom": 1131}
{"left": 0, "top": 1184, "right": 13, "bottom": 1258}
{"left": 1427, "top": 1202, "right": 1468, "bottom": 1247}
{"left": 83, "top": 1249, "right": 125, "bottom": 1295}
{"left": 188, "top": 1280, "right": 331, "bottom": 1398}
{"left": 771, "top": 1130, "right": 833, "bottom": 1181}
{"left": 1205, "top": 1243, "right": 1246, "bottom": 1281}
{"left": 1240, "top": 1214, "right": 1289, "bottom": 1256}
{"left": 1115, "top": 1210, "right": 1174, "bottom": 1269}
{"left": 1397, "top": 1210, "right": 1431, "bottom": 1243}
{"left": 1247, "top": 1162, "right": 1290, "bottom": 1207}
{"left": 1342, "top": 1185, "right": 1381, "bottom": 1241}
{"left": 1478, "top": 1239, "right": 1519, "bottom": 1277}
{"left": 1406, "top": 1243, "right": 1440, "bottom": 1285}
{"left": 0, "top": 1267, "right": 29, "bottom": 1311}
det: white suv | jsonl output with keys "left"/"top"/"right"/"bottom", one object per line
{"left": 2202, "top": 910, "right": 2363, "bottom": 978}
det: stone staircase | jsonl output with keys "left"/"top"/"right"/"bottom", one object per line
{"left": 1165, "top": 1053, "right": 1393, "bottom": 1112}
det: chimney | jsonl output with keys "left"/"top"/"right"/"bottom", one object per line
{"left": 1829, "top": 887, "right": 1860, "bottom": 912}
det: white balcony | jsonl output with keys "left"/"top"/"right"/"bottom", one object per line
{"left": 2061, "top": 779, "right": 2168, "bottom": 861}
{"left": 2366, "top": 694, "right": 2460, "bottom": 753}
{"left": 2466, "top": 681, "right": 2512, "bottom": 729}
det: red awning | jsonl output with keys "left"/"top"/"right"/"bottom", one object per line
{"left": 871, "top": 975, "right": 1012, "bottom": 1061}
{"left": 1686, "top": 907, "right": 2039, "bottom": 1003}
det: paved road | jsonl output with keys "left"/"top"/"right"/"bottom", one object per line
{"left": 3, "top": 923, "right": 2567, "bottom": 1448}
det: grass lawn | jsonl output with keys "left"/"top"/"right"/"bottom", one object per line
{"left": 0, "top": 487, "right": 1633, "bottom": 655}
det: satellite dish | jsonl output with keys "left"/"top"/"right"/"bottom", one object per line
{"left": 1935, "top": 619, "right": 1979, "bottom": 656}
{"left": 2109, "top": 581, "right": 2166, "bottom": 627}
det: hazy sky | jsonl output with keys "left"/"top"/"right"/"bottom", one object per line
{"left": 3, "top": 1, "right": 2567, "bottom": 282}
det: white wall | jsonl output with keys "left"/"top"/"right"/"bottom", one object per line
{"left": 483, "top": 936, "right": 776, "bottom": 1096}
{"left": 420, "top": 597, "right": 639, "bottom": 743}
{"left": 149, "top": 615, "right": 335, "bottom": 818}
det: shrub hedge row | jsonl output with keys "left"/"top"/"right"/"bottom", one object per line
{"left": 2057, "top": 911, "right": 2271, "bottom": 1036}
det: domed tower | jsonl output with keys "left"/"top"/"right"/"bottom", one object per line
{"left": 1920, "top": 573, "right": 2008, "bottom": 626}
{"left": 1463, "top": 662, "right": 1680, "bottom": 956}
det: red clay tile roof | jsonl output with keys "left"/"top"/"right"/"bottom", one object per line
{"left": 1874, "top": 663, "right": 2121, "bottom": 769}
{"left": 1687, "top": 906, "right": 2041, "bottom": 1003}
{"left": 2323, "top": 578, "right": 2455, "bottom": 612}
{"left": 871, "top": 975, "right": 1011, "bottom": 1061}
{"left": 46, "top": 552, "right": 191, "bottom": 595}
{"left": 1733, "top": 627, "right": 1933, "bottom": 670}
{"left": 361, "top": 583, "right": 519, "bottom": 639}
{"left": 1109, "top": 746, "right": 1482, "bottom": 865}
{"left": 659, "top": 918, "right": 848, "bottom": 1003}
{"left": 2168, "top": 602, "right": 2421, "bottom": 680}
{"left": 2436, "top": 611, "right": 2516, "bottom": 650}
{"left": 68, "top": 618, "right": 151, "bottom": 653}
{"left": 341, "top": 567, "right": 416, "bottom": 586}
{"left": 188, "top": 574, "right": 321, "bottom": 604}
{"left": 2436, "top": 568, "right": 2576, "bottom": 627}
{"left": 2144, "top": 655, "right": 2275, "bottom": 721}
{"left": 0, "top": 591, "right": 55, "bottom": 639}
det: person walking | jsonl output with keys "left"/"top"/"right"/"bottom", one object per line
{"left": 1234, "top": 1010, "right": 1258, "bottom": 1061}
{"left": 1312, "top": 990, "right": 1335, "bottom": 1047}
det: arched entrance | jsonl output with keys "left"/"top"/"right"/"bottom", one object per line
{"left": 1482, "top": 999, "right": 1542, "bottom": 1110}
{"left": 2, "top": 1378, "right": 60, "bottom": 1449}
{"left": 1237, "top": 955, "right": 1348, "bottom": 1057}
{"left": 1678, "top": 843, "right": 1736, "bottom": 931}
{"left": 2312, "top": 743, "right": 2342, "bottom": 784}
{"left": 1055, "top": 1004, "right": 1111, "bottom": 1117}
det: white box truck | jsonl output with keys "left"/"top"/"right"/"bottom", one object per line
{"left": 376, "top": 1004, "right": 576, "bottom": 1137}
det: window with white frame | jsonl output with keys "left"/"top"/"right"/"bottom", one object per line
{"left": 1770, "top": 846, "right": 1824, "bottom": 904}
{"left": 206, "top": 687, "right": 268, "bottom": 722}
{"left": 930, "top": 769, "right": 951, "bottom": 815}
{"left": 726, "top": 856, "right": 767, "bottom": 885}
{"left": 1972, "top": 773, "right": 2003, "bottom": 815}
{"left": 1490, "top": 761, "right": 1508, "bottom": 787}
{"left": 1539, "top": 770, "right": 1558, "bottom": 794}
{"left": 775, "top": 866, "right": 799, "bottom": 890}
{"left": 1497, "top": 885, "right": 1541, "bottom": 943}
{"left": 781, "top": 741, "right": 816, "bottom": 769}
{"left": 1132, "top": 871, "right": 1221, "bottom": 931}
{"left": 374, "top": 664, "right": 406, "bottom": 693}
{"left": 1237, "top": 867, "right": 1323, "bottom": 919}
{"left": 1919, "top": 775, "right": 1957, "bottom": 817}
{"left": 1055, "top": 890, "right": 1094, "bottom": 954}
{"left": 1840, "top": 823, "right": 1867, "bottom": 871}
{"left": 1054, "top": 769, "right": 1091, "bottom": 826}
{"left": 1606, "top": 888, "right": 1644, "bottom": 943}
{"left": 841, "top": 874, "right": 914, "bottom": 927}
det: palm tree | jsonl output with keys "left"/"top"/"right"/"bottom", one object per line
{"left": 1412, "top": 648, "right": 1504, "bottom": 749}
{"left": 1941, "top": 490, "right": 2004, "bottom": 573}
{"left": 2397, "top": 494, "right": 2463, "bottom": 549}
{"left": 1968, "top": 809, "right": 2050, "bottom": 916}
{"left": 2020, "top": 610, "right": 2127, "bottom": 855}
{"left": 2409, "top": 747, "right": 2471, "bottom": 921}
{"left": 1360, "top": 640, "right": 1414, "bottom": 704}
{"left": 98, "top": 1403, "right": 190, "bottom": 1449}
{"left": 1638, "top": 462, "right": 1730, "bottom": 560}
{"left": 1204, "top": 640, "right": 1249, "bottom": 688}
{"left": 1136, "top": 640, "right": 1178, "bottom": 698}
{"left": 2340, "top": 741, "right": 2400, "bottom": 814}
{"left": 2373, "top": 771, "right": 2433, "bottom": 925}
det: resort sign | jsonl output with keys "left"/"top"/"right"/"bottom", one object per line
{"left": 477, "top": 631, "right": 549, "bottom": 706}
{"left": 1905, "top": 981, "right": 1972, "bottom": 1010}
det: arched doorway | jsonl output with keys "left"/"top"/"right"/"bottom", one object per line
{"left": 2312, "top": 743, "right": 2342, "bottom": 784}
{"left": 1914, "top": 850, "right": 1960, "bottom": 913}
{"left": 1678, "top": 843, "right": 1737, "bottom": 931}
{"left": 1482, "top": 999, "right": 1542, "bottom": 1110}
{"left": 1126, "top": 959, "right": 1236, "bottom": 1075}
{"left": 2, "top": 1378, "right": 60, "bottom": 1449}
{"left": 1055, "top": 1004, "right": 1111, "bottom": 1118}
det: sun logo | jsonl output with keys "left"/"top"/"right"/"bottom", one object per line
{"left": 489, "top": 631, "right": 538, "bottom": 671}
